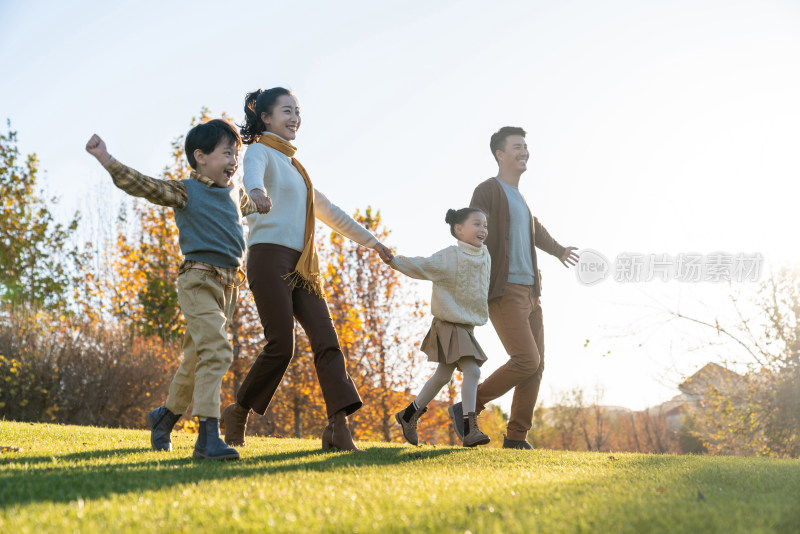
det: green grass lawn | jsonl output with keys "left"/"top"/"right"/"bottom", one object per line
{"left": 1, "top": 421, "right": 798, "bottom": 533}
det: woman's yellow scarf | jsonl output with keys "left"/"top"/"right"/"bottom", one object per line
{"left": 258, "top": 134, "right": 325, "bottom": 299}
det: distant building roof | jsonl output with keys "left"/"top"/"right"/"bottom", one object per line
{"left": 678, "top": 362, "right": 743, "bottom": 396}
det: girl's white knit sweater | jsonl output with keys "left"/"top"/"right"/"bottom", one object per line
{"left": 242, "top": 134, "right": 378, "bottom": 251}
{"left": 390, "top": 241, "right": 491, "bottom": 326}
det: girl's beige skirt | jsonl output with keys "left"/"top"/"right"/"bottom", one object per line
{"left": 420, "top": 317, "right": 488, "bottom": 368}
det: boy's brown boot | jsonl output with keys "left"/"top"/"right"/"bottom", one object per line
{"left": 220, "top": 403, "right": 250, "bottom": 447}
{"left": 322, "top": 410, "right": 365, "bottom": 453}
{"left": 462, "top": 411, "right": 491, "bottom": 447}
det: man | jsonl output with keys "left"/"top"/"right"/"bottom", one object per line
{"left": 449, "top": 126, "right": 579, "bottom": 449}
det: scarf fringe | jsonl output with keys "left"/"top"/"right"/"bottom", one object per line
{"left": 281, "top": 270, "right": 327, "bottom": 301}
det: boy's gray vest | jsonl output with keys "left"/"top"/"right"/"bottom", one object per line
{"left": 172, "top": 179, "right": 246, "bottom": 268}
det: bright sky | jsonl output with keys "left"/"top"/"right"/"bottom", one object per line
{"left": 2, "top": 0, "right": 799, "bottom": 412}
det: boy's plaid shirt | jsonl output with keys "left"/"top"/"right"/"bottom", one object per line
{"left": 104, "top": 157, "right": 256, "bottom": 286}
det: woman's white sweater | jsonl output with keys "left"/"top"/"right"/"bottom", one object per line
{"left": 242, "top": 134, "right": 378, "bottom": 250}
{"left": 390, "top": 241, "right": 491, "bottom": 326}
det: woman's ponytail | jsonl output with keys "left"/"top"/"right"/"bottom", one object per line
{"left": 240, "top": 89, "right": 264, "bottom": 145}
{"left": 239, "top": 87, "right": 293, "bottom": 145}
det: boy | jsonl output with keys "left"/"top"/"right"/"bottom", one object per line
{"left": 86, "top": 119, "right": 266, "bottom": 460}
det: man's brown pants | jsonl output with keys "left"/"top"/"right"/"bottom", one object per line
{"left": 236, "top": 243, "right": 362, "bottom": 419}
{"left": 476, "top": 283, "right": 545, "bottom": 441}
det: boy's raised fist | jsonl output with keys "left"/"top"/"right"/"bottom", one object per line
{"left": 85, "top": 134, "right": 111, "bottom": 165}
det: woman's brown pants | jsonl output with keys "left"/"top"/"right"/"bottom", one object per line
{"left": 236, "top": 243, "right": 362, "bottom": 418}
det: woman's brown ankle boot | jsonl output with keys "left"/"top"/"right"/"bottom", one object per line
{"left": 220, "top": 403, "right": 250, "bottom": 447}
{"left": 322, "top": 410, "right": 365, "bottom": 453}
{"left": 321, "top": 421, "right": 334, "bottom": 450}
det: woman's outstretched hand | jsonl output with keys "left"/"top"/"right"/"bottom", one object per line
{"left": 374, "top": 242, "right": 394, "bottom": 264}
{"left": 249, "top": 189, "right": 273, "bottom": 214}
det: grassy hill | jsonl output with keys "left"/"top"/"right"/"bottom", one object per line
{"left": 1, "top": 421, "right": 798, "bottom": 533}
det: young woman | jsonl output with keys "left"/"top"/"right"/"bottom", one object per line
{"left": 221, "top": 87, "right": 393, "bottom": 452}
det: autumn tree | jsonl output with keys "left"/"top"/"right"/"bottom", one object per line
{"left": 669, "top": 267, "right": 800, "bottom": 457}
{"left": 0, "top": 121, "right": 83, "bottom": 309}
{"left": 548, "top": 387, "right": 585, "bottom": 450}
{"left": 577, "top": 385, "right": 609, "bottom": 452}
{"left": 528, "top": 389, "right": 679, "bottom": 454}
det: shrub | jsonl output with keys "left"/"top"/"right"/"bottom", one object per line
{"left": 0, "top": 307, "right": 178, "bottom": 427}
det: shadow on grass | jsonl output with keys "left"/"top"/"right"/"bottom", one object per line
{"left": 0, "top": 447, "right": 149, "bottom": 466}
{"left": 0, "top": 443, "right": 467, "bottom": 508}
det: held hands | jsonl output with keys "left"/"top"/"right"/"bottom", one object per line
{"left": 85, "top": 134, "right": 112, "bottom": 165}
{"left": 373, "top": 242, "right": 394, "bottom": 264}
{"left": 560, "top": 246, "right": 579, "bottom": 268}
{"left": 249, "top": 189, "right": 273, "bottom": 214}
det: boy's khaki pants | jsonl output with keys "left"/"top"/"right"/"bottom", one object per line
{"left": 475, "top": 283, "right": 545, "bottom": 441}
{"left": 165, "top": 269, "right": 237, "bottom": 419}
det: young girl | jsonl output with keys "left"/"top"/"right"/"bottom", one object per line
{"left": 220, "top": 87, "right": 393, "bottom": 452}
{"left": 391, "top": 208, "right": 492, "bottom": 447}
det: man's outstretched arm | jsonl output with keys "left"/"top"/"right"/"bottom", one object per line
{"left": 534, "top": 216, "right": 578, "bottom": 267}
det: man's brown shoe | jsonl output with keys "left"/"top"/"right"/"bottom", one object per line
{"left": 502, "top": 436, "right": 533, "bottom": 449}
